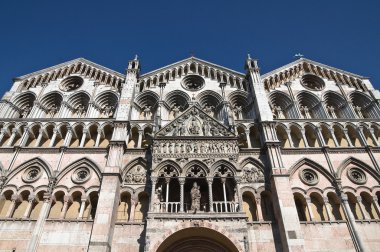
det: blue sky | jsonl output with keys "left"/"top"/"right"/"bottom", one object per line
{"left": 0, "top": 0, "right": 379, "bottom": 94}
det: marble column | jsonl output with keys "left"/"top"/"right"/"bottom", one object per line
{"left": 207, "top": 177, "right": 214, "bottom": 212}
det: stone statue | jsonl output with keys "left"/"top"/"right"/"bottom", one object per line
{"left": 203, "top": 104, "right": 215, "bottom": 117}
{"left": 233, "top": 105, "right": 243, "bottom": 120}
{"left": 143, "top": 106, "right": 152, "bottom": 120}
{"left": 188, "top": 117, "right": 200, "bottom": 135}
{"left": 49, "top": 104, "right": 58, "bottom": 117}
{"left": 102, "top": 105, "right": 114, "bottom": 117}
{"left": 354, "top": 105, "right": 364, "bottom": 118}
{"left": 202, "top": 120, "right": 211, "bottom": 136}
{"left": 21, "top": 105, "right": 31, "bottom": 118}
{"left": 76, "top": 104, "right": 85, "bottom": 117}
{"left": 300, "top": 106, "right": 311, "bottom": 119}
{"left": 327, "top": 105, "right": 337, "bottom": 118}
{"left": 275, "top": 106, "right": 285, "bottom": 119}
{"left": 171, "top": 104, "right": 181, "bottom": 118}
{"left": 190, "top": 182, "right": 201, "bottom": 212}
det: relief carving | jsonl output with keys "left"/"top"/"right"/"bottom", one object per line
{"left": 124, "top": 165, "right": 147, "bottom": 184}
{"left": 241, "top": 164, "right": 264, "bottom": 183}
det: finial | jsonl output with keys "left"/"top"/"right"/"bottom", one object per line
{"left": 134, "top": 54, "right": 138, "bottom": 60}
{"left": 247, "top": 53, "right": 251, "bottom": 60}
{"left": 294, "top": 53, "right": 304, "bottom": 59}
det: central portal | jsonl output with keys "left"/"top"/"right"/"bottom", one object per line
{"left": 156, "top": 227, "right": 240, "bottom": 252}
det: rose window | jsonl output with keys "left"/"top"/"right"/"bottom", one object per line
{"left": 300, "top": 169, "right": 319, "bottom": 185}
{"left": 348, "top": 168, "right": 366, "bottom": 184}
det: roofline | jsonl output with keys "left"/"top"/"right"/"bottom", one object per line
{"left": 261, "top": 57, "right": 368, "bottom": 79}
{"left": 16, "top": 57, "right": 125, "bottom": 80}
{"left": 140, "top": 56, "right": 245, "bottom": 78}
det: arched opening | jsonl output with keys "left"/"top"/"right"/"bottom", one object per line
{"left": 236, "top": 126, "right": 247, "bottom": 148}
{"left": 333, "top": 125, "right": 349, "bottom": 147}
{"left": 320, "top": 125, "right": 336, "bottom": 147}
{"left": 242, "top": 191, "right": 257, "bottom": 221}
{"left": 134, "top": 192, "right": 149, "bottom": 222}
{"left": 327, "top": 192, "right": 344, "bottom": 220}
{"left": 276, "top": 125, "right": 290, "bottom": 148}
{"left": 310, "top": 192, "right": 327, "bottom": 221}
{"left": 48, "top": 191, "right": 65, "bottom": 219}
{"left": 360, "top": 192, "right": 378, "bottom": 219}
{"left": 117, "top": 191, "right": 131, "bottom": 221}
{"left": 12, "top": 191, "right": 30, "bottom": 218}
{"left": 65, "top": 191, "right": 82, "bottom": 219}
{"left": 127, "top": 127, "right": 139, "bottom": 148}
{"left": 290, "top": 125, "right": 305, "bottom": 148}
{"left": 249, "top": 125, "right": 261, "bottom": 148}
{"left": 156, "top": 227, "right": 239, "bottom": 252}
{"left": 346, "top": 125, "right": 362, "bottom": 147}
{"left": 304, "top": 125, "right": 320, "bottom": 147}
{"left": 347, "top": 192, "right": 363, "bottom": 220}
{"left": 30, "top": 191, "right": 45, "bottom": 219}
{"left": 261, "top": 191, "right": 274, "bottom": 221}
{"left": 294, "top": 193, "right": 308, "bottom": 221}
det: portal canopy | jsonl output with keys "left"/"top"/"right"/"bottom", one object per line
{"left": 156, "top": 227, "right": 240, "bottom": 252}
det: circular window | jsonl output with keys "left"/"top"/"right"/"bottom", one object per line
{"left": 22, "top": 166, "right": 42, "bottom": 183}
{"left": 300, "top": 168, "right": 319, "bottom": 186}
{"left": 301, "top": 74, "right": 325, "bottom": 91}
{"left": 181, "top": 75, "right": 205, "bottom": 91}
{"left": 71, "top": 167, "right": 91, "bottom": 184}
{"left": 60, "top": 76, "right": 84, "bottom": 92}
{"left": 347, "top": 168, "right": 366, "bottom": 185}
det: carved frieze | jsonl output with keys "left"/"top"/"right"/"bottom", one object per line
{"left": 124, "top": 165, "right": 147, "bottom": 184}
{"left": 241, "top": 163, "right": 264, "bottom": 183}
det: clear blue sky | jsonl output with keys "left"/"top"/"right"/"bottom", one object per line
{"left": 0, "top": 0, "right": 379, "bottom": 94}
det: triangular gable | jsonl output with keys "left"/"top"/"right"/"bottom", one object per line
{"left": 262, "top": 57, "right": 368, "bottom": 91}
{"left": 156, "top": 105, "right": 235, "bottom": 137}
{"left": 140, "top": 56, "right": 245, "bottom": 82}
{"left": 15, "top": 58, "right": 125, "bottom": 89}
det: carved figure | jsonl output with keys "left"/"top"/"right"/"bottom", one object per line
{"left": 102, "top": 105, "right": 114, "bottom": 117}
{"left": 190, "top": 182, "right": 201, "bottom": 212}
{"left": 274, "top": 106, "right": 285, "bottom": 119}
{"left": 203, "top": 104, "right": 215, "bottom": 117}
{"left": 143, "top": 106, "right": 152, "bottom": 120}
{"left": 171, "top": 104, "right": 181, "bottom": 118}
{"left": 21, "top": 105, "right": 31, "bottom": 118}
{"left": 188, "top": 117, "right": 200, "bottom": 135}
{"left": 327, "top": 105, "right": 337, "bottom": 119}
{"left": 202, "top": 120, "right": 210, "bottom": 136}
{"left": 233, "top": 105, "right": 243, "bottom": 120}
{"left": 300, "top": 106, "right": 311, "bottom": 119}
{"left": 354, "top": 106, "right": 364, "bottom": 118}
{"left": 49, "top": 104, "right": 58, "bottom": 117}
{"left": 76, "top": 104, "right": 86, "bottom": 117}
{"left": 242, "top": 164, "right": 264, "bottom": 183}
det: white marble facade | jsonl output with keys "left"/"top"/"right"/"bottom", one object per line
{"left": 0, "top": 55, "right": 379, "bottom": 251}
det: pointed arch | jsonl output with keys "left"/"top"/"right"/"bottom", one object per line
{"left": 337, "top": 157, "right": 380, "bottom": 182}
{"left": 7, "top": 157, "right": 52, "bottom": 183}
{"left": 288, "top": 158, "right": 334, "bottom": 183}
{"left": 56, "top": 157, "right": 101, "bottom": 183}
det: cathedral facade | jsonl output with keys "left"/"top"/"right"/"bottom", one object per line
{"left": 0, "top": 55, "right": 379, "bottom": 252}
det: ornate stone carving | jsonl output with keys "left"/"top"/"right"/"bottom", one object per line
{"left": 347, "top": 167, "right": 366, "bottom": 185}
{"left": 71, "top": 167, "right": 91, "bottom": 184}
{"left": 190, "top": 182, "right": 201, "bottom": 212}
{"left": 124, "top": 165, "right": 147, "bottom": 184}
{"left": 22, "top": 166, "right": 42, "bottom": 183}
{"left": 156, "top": 106, "right": 234, "bottom": 137}
{"left": 299, "top": 168, "right": 319, "bottom": 186}
{"left": 241, "top": 164, "right": 264, "bottom": 183}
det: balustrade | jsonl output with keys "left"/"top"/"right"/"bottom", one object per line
{"left": 213, "top": 201, "right": 238, "bottom": 213}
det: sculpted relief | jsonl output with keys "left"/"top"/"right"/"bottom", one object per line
{"left": 241, "top": 163, "right": 264, "bottom": 183}
{"left": 124, "top": 165, "right": 147, "bottom": 184}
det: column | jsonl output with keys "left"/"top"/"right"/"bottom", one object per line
{"left": 329, "top": 128, "right": 339, "bottom": 147}
{"left": 207, "top": 177, "right": 214, "bottom": 212}
{"left": 79, "top": 129, "right": 88, "bottom": 147}
{"left": 95, "top": 128, "right": 102, "bottom": 147}
{"left": 323, "top": 197, "right": 333, "bottom": 221}
{"left": 26, "top": 192, "right": 55, "bottom": 251}
{"left": 356, "top": 196, "right": 370, "bottom": 220}
{"left": 340, "top": 193, "right": 366, "bottom": 251}
{"left": 137, "top": 130, "right": 143, "bottom": 148}
{"left": 78, "top": 197, "right": 88, "bottom": 219}
{"left": 285, "top": 129, "right": 294, "bottom": 147}
{"left": 343, "top": 129, "right": 354, "bottom": 147}
{"left": 372, "top": 196, "right": 380, "bottom": 218}
{"left": 245, "top": 129, "right": 252, "bottom": 148}
{"left": 235, "top": 179, "right": 243, "bottom": 212}
{"left": 369, "top": 128, "right": 380, "bottom": 146}
{"left": 256, "top": 197, "right": 263, "bottom": 221}
{"left": 165, "top": 178, "right": 170, "bottom": 211}
{"left": 34, "top": 128, "right": 44, "bottom": 147}
{"left": 305, "top": 197, "right": 314, "bottom": 221}
{"left": 6, "top": 128, "right": 18, "bottom": 147}
{"left": 63, "top": 127, "right": 73, "bottom": 147}
{"left": 301, "top": 129, "right": 309, "bottom": 148}
{"left": 315, "top": 127, "right": 326, "bottom": 147}
{"left": 221, "top": 178, "right": 228, "bottom": 211}
{"left": 48, "top": 128, "right": 58, "bottom": 147}
{"left": 179, "top": 178, "right": 185, "bottom": 212}
{"left": 129, "top": 198, "right": 136, "bottom": 222}
{"left": 149, "top": 177, "right": 157, "bottom": 212}
{"left": 0, "top": 129, "right": 6, "bottom": 144}
{"left": 59, "top": 196, "right": 71, "bottom": 219}
{"left": 5, "top": 194, "right": 20, "bottom": 218}
{"left": 19, "top": 127, "right": 30, "bottom": 147}
{"left": 22, "top": 195, "right": 35, "bottom": 219}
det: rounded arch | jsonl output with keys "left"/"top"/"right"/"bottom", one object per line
{"left": 322, "top": 91, "right": 352, "bottom": 118}
{"left": 349, "top": 91, "right": 380, "bottom": 118}
{"left": 154, "top": 160, "right": 182, "bottom": 177}
{"left": 154, "top": 225, "right": 242, "bottom": 252}
{"left": 211, "top": 160, "right": 236, "bottom": 177}
{"left": 93, "top": 90, "right": 119, "bottom": 117}
{"left": 297, "top": 91, "right": 326, "bottom": 118}
{"left": 164, "top": 90, "right": 190, "bottom": 109}
{"left": 182, "top": 160, "right": 209, "bottom": 177}
{"left": 196, "top": 90, "right": 223, "bottom": 108}
{"left": 135, "top": 90, "right": 159, "bottom": 108}
{"left": 268, "top": 91, "right": 297, "bottom": 119}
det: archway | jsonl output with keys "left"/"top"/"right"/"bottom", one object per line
{"left": 156, "top": 227, "right": 240, "bottom": 252}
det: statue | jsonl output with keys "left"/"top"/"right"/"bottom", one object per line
{"left": 143, "top": 106, "right": 152, "bottom": 120}
{"left": 76, "top": 104, "right": 85, "bottom": 117}
{"left": 188, "top": 117, "right": 200, "bottom": 135}
{"left": 21, "top": 105, "right": 31, "bottom": 118}
{"left": 327, "top": 105, "right": 337, "bottom": 118}
{"left": 153, "top": 186, "right": 163, "bottom": 212}
{"left": 202, "top": 120, "right": 211, "bottom": 136}
{"left": 203, "top": 104, "right": 215, "bottom": 117}
{"left": 49, "top": 104, "right": 58, "bottom": 117}
{"left": 102, "top": 105, "right": 114, "bottom": 118}
{"left": 171, "top": 104, "right": 181, "bottom": 118}
{"left": 190, "top": 182, "right": 201, "bottom": 212}
{"left": 233, "top": 105, "right": 243, "bottom": 120}
{"left": 300, "top": 106, "right": 311, "bottom": 119}
{"left": 354, "top": 105, "right": 364, "bottom": 118}
{"left": 275, "top": 106, "right": 285, "bottom": 119}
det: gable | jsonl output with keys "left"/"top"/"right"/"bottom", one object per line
{"left": 156, "top": 105, "right": 235, "bottom": 137}
{"left": 262, "top": 58, "right": 368, "bottom": 92}
{"left": 15, "top": 58, "right": 125, "bottom": 90}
